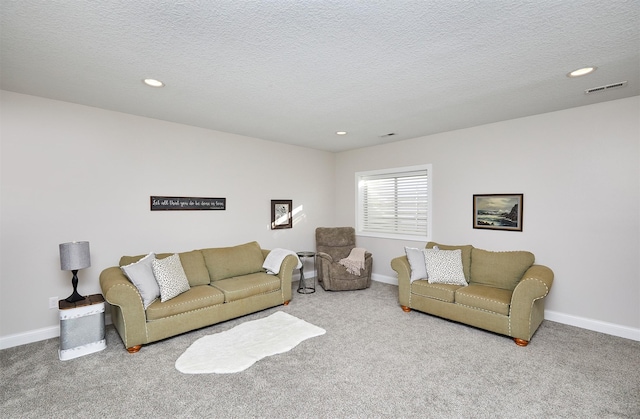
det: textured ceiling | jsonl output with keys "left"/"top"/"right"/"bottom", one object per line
{"left": 1, "top": 1, "right": 639, "bottom": 152}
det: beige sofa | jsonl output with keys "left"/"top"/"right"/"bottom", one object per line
{"left": 99, "top": 241, "right": 298, "bottom": 353}
{"left": 391, "top": 242, "right": 554, "bottom": 346}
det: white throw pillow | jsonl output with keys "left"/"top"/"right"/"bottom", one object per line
{"left": 121, "top": 252, "right": 159, "bottom": 309}
{"left": 152, "top": 253, "right": 191, "bottom": 302}
{"left": 424, "top": 249, "right": 467, "bottom": 286}
{"left": 405, "top": 247, "right": 428, "bottom": 282}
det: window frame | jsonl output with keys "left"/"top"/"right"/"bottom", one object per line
{"left": 355, "top": 164, "right": 432, "bottom": 241}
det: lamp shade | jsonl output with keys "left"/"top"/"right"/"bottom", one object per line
{"left": 59, "top": 241, "right": 91, "bottom": 271}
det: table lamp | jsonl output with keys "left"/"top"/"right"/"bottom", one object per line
{"left": 59, "top": 241, "right": 91, "bottom": 303}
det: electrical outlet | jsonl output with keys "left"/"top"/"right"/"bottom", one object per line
{"left": 49, "top": 297, "right": 58, "bottom": 309}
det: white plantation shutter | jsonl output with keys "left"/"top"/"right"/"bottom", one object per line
{"left": 357, "top": 165, "right": 431, "bottom": 240}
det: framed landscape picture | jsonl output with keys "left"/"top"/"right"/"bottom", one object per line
{"left": 473, "top": 194, "right": 523, "bottom": 231}
{"left": 271, "top": 199, "right": 293, "bottom": 229}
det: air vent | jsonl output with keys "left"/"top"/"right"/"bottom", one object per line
{"left": 585, "top": 81, "right": 627, "bottom": 95}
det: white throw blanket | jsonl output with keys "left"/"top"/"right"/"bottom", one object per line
{"left": 262, "top": 248, "right": 302, "bottom": 274}
{"left": 339, "top": 247, "right": 367, "bottom": 275}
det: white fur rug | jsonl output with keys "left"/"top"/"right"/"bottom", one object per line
{"left": 175, "top": 311, "right": 326, "bottom": 374}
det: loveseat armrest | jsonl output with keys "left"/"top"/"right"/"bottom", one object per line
{"left": 391, "top": 256, "right": 412, "bottom": 308}
{"left": 99, "top": 266, "right": 147, "bottom": 348}
{"left": 510, "top": 264, "right": 554, "bottom": 342}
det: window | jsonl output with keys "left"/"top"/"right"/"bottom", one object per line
{"left": 356, "top": 164, "right": 432, "bottom": 241}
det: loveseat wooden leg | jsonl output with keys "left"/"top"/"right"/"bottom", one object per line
{"left": 513, "top": 338, "right": 529, "bottom": 347}
{"left": 284, "top": 300, "right": 290, "bottom": 306}
{"left": 401, "top": 305, "right": 411, "bottom": 312}
{"left": 127, "top": 345, "right": 142, "bottom": 353}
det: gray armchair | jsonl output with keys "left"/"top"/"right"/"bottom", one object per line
{"left": 315, "top": 227, "right": 372, "bottom": 291}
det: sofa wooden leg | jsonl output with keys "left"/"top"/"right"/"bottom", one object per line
{"left": 401, "top": 305, "right": 411, "bottom": 312}
{"left": 127, "top": 345, "right": 142, "bottom": 353}
{"left": 514, "top": 338, "right": 529, "bottom": 347}
{"left": 284, "top": 300, "right": 290, "bottom": 306}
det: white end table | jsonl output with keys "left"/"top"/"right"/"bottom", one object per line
{"left": 58, "top": 294, "right": 106, "bottom": 360}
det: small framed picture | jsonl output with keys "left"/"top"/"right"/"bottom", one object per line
{"left": 473, "top": 194, "right": 523, "bottom": 231}
{"left": 271, "top": 200, "right": 293, "bottom": 229}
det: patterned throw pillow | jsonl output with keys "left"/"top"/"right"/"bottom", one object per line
{"left": 121, "top": 252, "right": 159, "bottom": 309}
{"left": 424, "top": 249, "right": 467, "bottom": 286}
{"left": 152, "top": 253, "right": 191, "bottom": 302}
{"left": 405, "top": 247, "right": 428, "bottom": 282}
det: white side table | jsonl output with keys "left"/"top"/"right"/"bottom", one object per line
{"left": 58, "top": 294, "right": 106, "bottom": 360}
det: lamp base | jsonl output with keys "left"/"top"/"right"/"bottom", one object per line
{"left": 65, "top": 290, "right": 86, "bottom": 303}
{"left": 65, "top": 270, "right": 85, "bottom": 303}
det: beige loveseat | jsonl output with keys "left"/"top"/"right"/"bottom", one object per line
{"left": 391, "top": 242, "right": 553, "bottom": 346}
{"left": 100, "top": 241, "right": 298, "bottom": 353}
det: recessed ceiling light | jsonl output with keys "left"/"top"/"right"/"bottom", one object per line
{"left": 336, "top": 131, "right": 347, "bottom": 135}
{"left": 143, "top": 78, "right": 165, "bottom": 87}
{"left": 567, "top": 67, "right": 597, "bottom": 78}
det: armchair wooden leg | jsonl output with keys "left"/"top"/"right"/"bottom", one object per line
{"left": 284, "top": 300, "right": 290, "bottom": 306}
{"left": 513, "top": 338, "right": 529, "bottom": 347}
{"left": 127, "top": 345, "right": 142, "bottom": 353}
{"left": 401, "top": 305, "right": 411, "bottom": 312}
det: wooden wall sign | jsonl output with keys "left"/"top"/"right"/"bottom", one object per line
{"left": 150, "top": 196, "right": 226, "bottom": 211}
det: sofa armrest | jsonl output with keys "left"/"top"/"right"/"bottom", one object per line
{"left": 391, "top": 256, "right": 412, "bottom": 308}
{"left": 99, "top": 266, "right": 148, "bottom": 348}
{"left": 275, "top": 253, "right": 297, "bottom": 303}
{"left": 510, "top": 264, "right": 554, "bottom": 340}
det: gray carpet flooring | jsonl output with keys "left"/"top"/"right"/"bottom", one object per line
{"left": 1, "top": 281, "right": 639, "bottom": 418}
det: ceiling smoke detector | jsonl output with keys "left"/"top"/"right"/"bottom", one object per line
{"left": 585, "top": 81, "right": 628, "bottom": 95}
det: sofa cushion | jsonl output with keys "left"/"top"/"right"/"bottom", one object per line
{"left": 454, "top": 284, "right": 512, "bottom": 316}
{"left": 426, "top": 242, "right": 473, "bottom": 281}
{"left": 120, "top": 251, "right": 210, "bottom": 287}
{"left": 424, "top": 249, "right": 467, "bottom": 286}
{"left": 202, "top": 241, "right": 265, "bottom": 282}
{"left": 211, "top": 272, "right": 281, "bottom": 302}
{"left": 411, "top": 280, "right": 462, "bottom": 303}
{"left": 470, "top": 248, "right": 535, "bottom": 290}
{"left": 176, "top": 250, "right": 210, "bottom": 287}
{"left": 145, "top": 285, "right": 225, "bottom": 321}
{"left": 405, "top": 247, "right": 428, "bottom": 282}
{"left": 152, "top": 253, "right": 191, "bottom": 302}
{"left": 120, "top": 252, "right": 159, "bottom": 309}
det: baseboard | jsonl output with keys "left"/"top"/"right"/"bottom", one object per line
{"left": 373, "top": 273, "right": 398, "bottom": 286}
{"left": 0, "top": 314, "right": 113, "bottom": 350}
{"left": 371, "top": 277, "right": 640, "bottom": 342}
{"left": 3, "top": 287, "right": 638, "bottom": 349}
{"left": 0, "top": 325, "right": 60, "bottom": 350}
{"left": 544, "top": 310, "right": 640, "bottom": 342}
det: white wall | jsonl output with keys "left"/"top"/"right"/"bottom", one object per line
{"left": 2, "top": 91, "right": 638, "bottom": 347}
{"left": 335, "top": 96, "right": 640, "bottom": 339}
{"left": 0, "top": 91, "right": 335, "bottom": 343}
